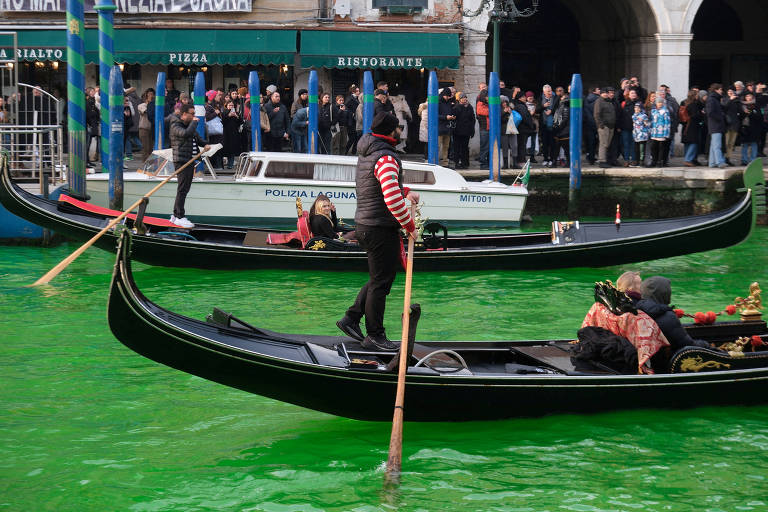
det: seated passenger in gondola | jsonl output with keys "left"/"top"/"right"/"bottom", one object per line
{"left": 616, "top": 271, "right": 642, "bottom": 304}
{"left": 636, "top": 276, "right": 711, "bottom": 352}
{"left": 308, "top": 195, "right": 355, "bottom": 241}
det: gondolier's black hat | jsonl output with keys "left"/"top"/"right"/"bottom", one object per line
{"left": 371, "top": 112, "right": 399, "bottom": 135}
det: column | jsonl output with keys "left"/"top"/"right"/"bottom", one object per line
{"left": 655, "top": 33, "right": 693, "bottom": 99}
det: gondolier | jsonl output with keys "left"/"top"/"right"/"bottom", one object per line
{"left": 337, "top": 112, "right": 420, "bottom": 350}
{"left": 170, "top": 104, "right": 210, "bottom": 228}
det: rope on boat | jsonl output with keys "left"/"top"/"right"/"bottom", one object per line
{"left": 414, "top": 349, "right": 469, "bottom": 373}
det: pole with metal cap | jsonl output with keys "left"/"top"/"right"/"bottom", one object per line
{"left": 308, "top": 69, "right": 318, "bottom": 154}
{"left": 427, "top": 71, "right": 438, "bottom": 165}
{"left": 108, "top": 65, "right": 124, "bottom": 210}
{"left": 248, "top": 70, "right": 261, "bottom": 151}
{"left": 66, "top": 0, "right": 87, "bottom": 198}
{"left": 193, "top": 71, "right": 206, "bottom": 176}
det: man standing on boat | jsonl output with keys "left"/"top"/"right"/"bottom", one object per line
{"left": 337, "top": 112, "right": 420, "bottom": 351}
{"left": 169, "top": 104, "right": 210, "bottom": 229}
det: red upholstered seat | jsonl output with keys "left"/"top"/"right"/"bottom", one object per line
{"left": 58, "top": 194, "right": 179, "bottom": 228}
{"left": 266, "top": 212, "right": 314, "bottom": 247}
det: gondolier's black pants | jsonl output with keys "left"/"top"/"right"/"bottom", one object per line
{"left": 346, "top": 225, "right": 401, "bottom": 337}
{"left": 173, "top": 163, "right": 194, "bottom": 219}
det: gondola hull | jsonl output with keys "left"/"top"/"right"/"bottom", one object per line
{"left": 108, "top": 231, "right": 768, "bottom": 421}
{"left": 0, "top": 161, "right": 761, "bottom": 271}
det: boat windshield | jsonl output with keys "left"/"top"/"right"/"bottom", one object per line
{"left": 403, "top": 169, "right": 436, "bottom": 185}
{"left": 314, "top": 163, "right": 355, "bottom": 182}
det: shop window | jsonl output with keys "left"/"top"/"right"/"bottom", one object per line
{"left": 403, "top": 169, "right": 435, "bottom": 185}
{"left": 314, "top": 163, "right": 355, "bottom": 182}
{"left": 264, "top": 161, "right": 314, "bottom": 180}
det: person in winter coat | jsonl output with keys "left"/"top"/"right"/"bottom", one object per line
{"left": 290, "top": 106, "right": 309, "bottom": 154}
{"left": 636, "top": 276, "right": 710, "bottom": 353}
{"left": 539, "top": 85, "right": 557, "bottom": 167}
{"left": 594, "top": 87, "right": 617, "bottom": 167}
{"left": 451, "top": 93, "right": 475, "bottom": 169}
{"left": 649, "top": 97, "right": 671, "bottom": 167}
{"left": 318, "top": 93, "right": 334, "bottom": 154}
{"left": 264, "top": 91, "right": 289, "bottom": 152}
{"left": 331, "top": 94, "right": 350, "bottom": 155}
{"left": 123, "top": 87, "right": 142, "bottom": 161}
{"left": 344, "top": 85, "right": 360, "bottom": 155}
{"left": 222, "top": 100, "right": 243, "bottom": 168}
{"left": 204, "top": 92, "right": 224, "bottom": 169}
{"left": 417, "top": 101, "right": 429, "bottom": 159}
{"left": 552, "top": 92, "right": 570, "bottom": 167}
{"left": 705, "top": 84, "right": 727, "bottom": 168}
{"left": 290, "top": 89, "right": 308, "bottom": 119}
{"left": 437, "top": 88, "right": 456, "bottom": 165}
{"left": 169, "top": 105, "right": 209, "bottom": 228}
{"left": 723, "top": 88, "right": 741, "bottom": 165}
{"left": 390, "top": 94, "right": 412, "bottom": 153}
{"left": 476, "top": 88, "right": 489, "bottom": 166}
{"left": 618, "top": 89, "right": 639, "bottom": 165}
{"left": 583, "top": 87, "right": 600, "bottom": 165}
{"left": 513, "top": 91, "right": 536, "bottom": 169}
{"left": 739, "top": 93, "right": 763, "bottom": 164}
{"left": 681, "top": 90, "right": 707, "bottom": 166}
{"left": 498, "top": 100, "right": 517, "bottom": 170}
{"left": 631, "top": 102, "right": 650, "bottom": 166}
{"left": 137, "top": 89, "right": 155, "bottom": 162}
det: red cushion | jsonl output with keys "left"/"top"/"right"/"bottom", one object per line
{"left": 59, "top": 194, "right": 179, "bottom": 228}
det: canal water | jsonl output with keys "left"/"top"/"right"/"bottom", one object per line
{"left": 1, "top": 224, "right": 767, "bottom": 511}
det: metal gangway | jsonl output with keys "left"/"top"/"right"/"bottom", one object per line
{"left": 0, "top": 32, "right": 64, "bottom": 195}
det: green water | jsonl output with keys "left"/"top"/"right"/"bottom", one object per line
{"left": 1, "top": 226, "right": 767, "bottom": 511}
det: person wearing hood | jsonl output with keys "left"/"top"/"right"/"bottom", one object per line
{"left": 336, "top": 113, "right": 420, "bottom": 351}
{"left": 636, "top": 276, "right": 710, "bottom": 352}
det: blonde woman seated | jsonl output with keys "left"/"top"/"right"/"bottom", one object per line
{"left": 616, "top": 270, "right": 642, "bottom": 303}
{"left": 309, "top": 194, "right": 355, "bottom": 241}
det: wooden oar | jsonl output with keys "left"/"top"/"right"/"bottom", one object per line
{"left": 385, "top": 205, "right": 417, "bottom": 481}
{"left": 31, "top": 152, "right": 206, "bottom": 286}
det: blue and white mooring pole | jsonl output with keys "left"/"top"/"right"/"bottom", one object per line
{"left": 308, "top": 70, "right": 318, "bottom": 154}
{"left": 427, "top": 71, "right": 438, "bottom": 165}
{"left": 488, "top": 72, "right": 501, "bottom": 181}
{"left": 108, "top": 65, "right": 124, "bottom": 210}
{"left": 154, "top": 71, "right": 165, "bottom": 150}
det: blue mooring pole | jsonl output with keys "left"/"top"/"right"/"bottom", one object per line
{"left": 193, "top": 71, "right": 205, "bottom": 176}
{"left": 248, "top": 71, "right": 261, "bottom": 151}
{"left": 108, "top": 65, "right": 123, "bottom": 211}
{"left": 308, "top": 70, "right": 318, "bottom": 154}
{"left": 427, "top": 71, "right": 438, "bottom": 165}
{"left": 154, "top": 71, "right": 165, "bottom": 150}
{"left": 568, "top": 73, "right": 583, "bottom": 219}
{"left": 66, "top": 0, "right": 87, "bottom": 198}
{"left": 362, "top": 71, "right": 373, "bottom": 135}
{"left": 488, "top": 72, "right": 501, "bottom": 181}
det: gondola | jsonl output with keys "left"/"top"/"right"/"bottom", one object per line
{"left": 2, "top": 160, "right": 764, "bottom": 271}
{"left": 109, "top": 230, "right": 768, "bottom": 421}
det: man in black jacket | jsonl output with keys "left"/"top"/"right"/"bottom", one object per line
{"left": 169, "top": 104, "right": 209, "bottom": 228}
{"left": 583, "top": 86, "right": 601, "bottom": 164}
{"left": 264, "top": 91, "right": 289, "bottom": 152}
{"left": 336, "top": 113, "right": 419, "bottom": 350}
{"left": 706, "top": 83, "right": 727, "bottom": 168}
{"left": 594, "top": 87, "right": 617, "bottom": 167}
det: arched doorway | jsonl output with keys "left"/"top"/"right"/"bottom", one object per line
{"left": 485, "top": 0, "right": 659, "bottom": 92}
{"left": 690, "top": 0, "right": 768, "bottom": 87}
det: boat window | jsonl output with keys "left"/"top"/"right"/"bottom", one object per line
{"left": 243, "top": 159, "right": 262, "bottom": 177}
{"left": 314, "top": 163, "right": 355, "bottom": 182}
{"left": 403, "top": 169, "right": 436, "bottom": 185}
{"left": 264, "top": 161, "right": 315, "bottom": 180}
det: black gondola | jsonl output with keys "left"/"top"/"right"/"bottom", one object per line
{"left": 1, "top": 160, "right": 764, "bottom": 271}
{"left": 108, "top": 230, "right": 768, "bottom": 421}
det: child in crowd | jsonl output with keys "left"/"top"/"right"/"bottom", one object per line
{"left": 631, "top": 102, "right": 650, "bottom": 167}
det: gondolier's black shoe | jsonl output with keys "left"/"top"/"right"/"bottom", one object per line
{"left": 336, "top": 316, "right": 364, "bottom": 341}
{"left": 361, "top": 334, "right": 398, "bottom": 351}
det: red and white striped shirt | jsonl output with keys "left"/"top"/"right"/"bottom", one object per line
{"left": 374, "top": 154, "right": 414, "bottom": 233}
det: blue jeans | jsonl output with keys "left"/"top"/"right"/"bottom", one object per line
{"left": 478, "top": 128, "right": 489, "bottom": 163}
{"left": 621, "top": 130, "right": 635, "bottom": 161}
{"left": 741, "top": 142, "right": 757, "bottom": 164}
{"left": 124, "top": 133, "right": 142, "bottom": 156}
{"left": 708, "top": 133, "right": 724, "bottom": 167}
{"left": 291, "top": 129, "right": 307, "bottom": 153}
{"left": 684, "top": 143, "right": 698, "bottom": 162}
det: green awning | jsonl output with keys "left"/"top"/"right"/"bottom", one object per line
{"left": 2, "top": 29, "right": 296, "bottom": 65}
{"left": 300, "top": 31, "right": 460, "bottom": 70}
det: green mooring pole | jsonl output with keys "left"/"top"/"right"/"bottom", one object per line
{"left": 94, "top": 0, "right": 115, "bottom": 174}
{"left": 66, "top": 0, "right": 87, "bottom": 199}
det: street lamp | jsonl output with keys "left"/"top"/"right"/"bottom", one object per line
{"left": 464, "top": 0, "right": 540, "bottom": 75}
